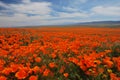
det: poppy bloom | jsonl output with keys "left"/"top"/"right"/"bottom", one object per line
{"left": 51, "top": 53, "right": 56, "bottom": 58}
{"left": 63, "top": 73, "right": 69, "bottom": 78}
{"left": 29, "top": 75, "right": 38, "bottom": 80}
{"left": 43, "top": 69, "right": 50, "bottom": 76}
{"left": 68, "top": 57, "right": 79, "bottom": 65}
{"left": 49, "top": 62, "right": 56, "bottom": 68}
{"left": 0, "top": 65, "right": 4, "bottom": 71}
{"left": 35, "top": 57, "right": 42, "bottom": 63}
{"left": 2, "top": 68, "right": 12, "bottom": 75}
{"left": 33, "top": 54, "right": 37, "bottom": 58}
{"left": 10, "top": 64, "right": 19, "bottom": 72}
{"left": 0, "top": 76, "right": 7, "bottom": 80}
{"left": 110, "top": 73, "right": 120, "bottom": 80}
{"left": 15, "top": 69, "right": 27, "bottom": 79}
{"left": 112, "top": 57, "right": 120, "bottom": 71}
{"left": 32, "top": 66, "right": 40, "bottom": 74}
{"left": 117, "top": 62, "right": 120, "bottom": 71}
{"left": 103, "top": 57, "right": 113, "bottom": 68}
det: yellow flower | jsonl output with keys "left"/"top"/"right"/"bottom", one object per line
{"left": 107, "top": 69, "right": 112, "bottom": 73}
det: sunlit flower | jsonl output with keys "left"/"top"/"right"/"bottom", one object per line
{"left": 43, "top": 69, "right": 50, "bottom": 76}
{"left": 49, "top": 62, "right": 56, "bottom": 68}
{"left": 29, "top": 75, "right": 38, "bottom": 80}
{"left": 35, "top": 57, "right": 42, "bottom": 63}
{"left": 63, "top": 73, "right": 69, "bottom": 78}
{"left": 0, "top": 76, "right": 7, "bottom": 80}
{"left": 32, "top": 66, "right": 40, "bottom": 74}
{"left": 15, "top": 69, "right": 27, "bottom": 79}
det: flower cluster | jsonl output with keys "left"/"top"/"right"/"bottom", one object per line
{"left": 0, "top": 28, "right": 120, "bottom": 80}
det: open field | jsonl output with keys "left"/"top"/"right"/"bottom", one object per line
{"left": 0, "top": 27, "right": 120, "bottom": 80}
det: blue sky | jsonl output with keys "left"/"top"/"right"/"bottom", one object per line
{"left": 0, "top": 0, "right": 120, "bottom": 27}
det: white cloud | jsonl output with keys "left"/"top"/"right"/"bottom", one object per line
{"left": 0, "top": 14, "right": 89, "bottom": 27}
{"left": 92, "top": 6, "right": 120, "bottom": 16}
{"left": 0, "top": 11, "right": 89, "bottom": 26}
{"left": 0, "top": 14, "right": 51, "bottom": 27}
{"left": 0, "top": 1, "right": 9, "bottom": 8}
{"left": 58, "top": 12, "right": 89, "bottom": 18}
{"left": 0, "top": 0, "right": 90, "bottom": 27}
{"left": 0, "top": 0, "right": 52, "bottom": 15}
{"left": 12, "top": 2, "right": 51, "bottom": 15}
{"left": 0, "top": 11, "right": 89, "bottom": 27}
{"left": 68, "top": 0, "right": 88, "bottom": 7}
{"left": 63, "top": 7, "right": 78, "bottom": 12}
{"left": 0, "top": 1, "right": 53, "bottom": 27}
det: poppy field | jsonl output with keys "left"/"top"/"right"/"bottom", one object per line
{"left": 0, "top": 27, "right": 120, "bottom": 80}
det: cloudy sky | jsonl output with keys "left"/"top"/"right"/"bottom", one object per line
{"left": 0, "top": 0, "right": 120, "bottom": 27}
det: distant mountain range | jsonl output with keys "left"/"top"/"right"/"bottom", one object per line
{"left": 8, "top": 21, "right": 120, "bottom": 28}
{"left": 75, "top": 21, "right": 120, "bottom": 27}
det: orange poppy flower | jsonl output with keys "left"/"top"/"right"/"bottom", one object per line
{"left": 49, "top": 62, "right": 56, "bottom": 68}
{"left": 15, "top": 69, "right": 27, "bottom": 79}
{"left": 29, "top": 75, "right": 38, "bottom": 80}
{"left": 63, "top": 73, "right": 69, "bottom": 78}
{"left": 51, "top": 53, "right": 57, "bottom": 58}
{"left": 2, "top": 68, "right": 12, "bottom": 75}
{"left": 10, "top": 64, "right": 19, "bottom": 72}
{"left": 33, "top": 54, "right": 37, "bottom": 58}
{"left": 103, "top": 57, "right": 113, "bottom": 68}
{"left": 35, "top": 57, "right": 42, "bottom": 63}
{"left": 70, "top": 57, "right": 79, "bottom": 64}
{"left": 0, "top": 65, "right": 4, "bottom": 71}
{"left": 43, "top": 69, "right": 50, "bottom": 76}
{"left": 110, "top": 73, "right": 120, "bottom": 80}
{"left": 32, "top": 66, "right": 40, "bottom": 74}
{"left": 0, "top": 76, "right": 7, "bottom": 80}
